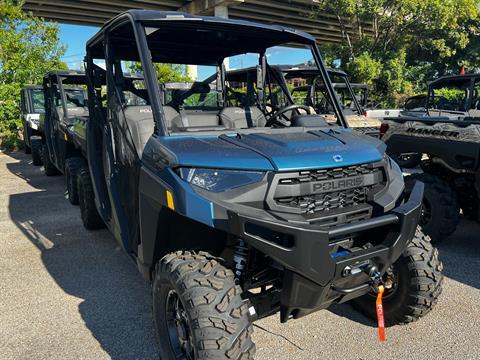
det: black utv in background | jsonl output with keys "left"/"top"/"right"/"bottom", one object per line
{"left": 225, "top": 65, "right": 381, "bottom": 136}
{"left": 67, "top": 71, "right": 146, "bottom": 229}
{"left": 40, "top": 70, "right": 100, "bottom": 217}
{"left": 42, "top": 69, "right": 144, "bottom": 228}
{"left": 82, "top": 10, "right": 442, "bottom": 359}
{"left": 382, "top": 73, "right": 480, "bottom": 242}
{"left": 20, "top": 85, "right": 45, "bottom": 165}
{"left": 41, "top": 70, "right": 88, "bottom": 177}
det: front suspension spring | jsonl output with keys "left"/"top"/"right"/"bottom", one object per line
{"left": 233, "top": 239, "right": 249, "bottom": 279}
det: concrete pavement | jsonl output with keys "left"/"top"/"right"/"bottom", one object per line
{"left": 0, "top": 151, "right": 479, "bottom": 360}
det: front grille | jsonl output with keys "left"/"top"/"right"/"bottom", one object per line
{"left": 277, "top": 188, "right": 368, "bottom": 213}
{"left": 279, "top": 164, "right": 377, "bottom": 185}
{"left": 270, "top": 164, "right": 384, "bottom": 215}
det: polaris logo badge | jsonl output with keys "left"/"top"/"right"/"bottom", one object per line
{"left": 312, "top": 176, "right": 364, "bottom": 192}
{"left": 333, "top": 154, "right": 343, "bottom": 162}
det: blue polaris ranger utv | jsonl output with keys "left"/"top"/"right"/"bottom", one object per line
{"left": 84, "top": 10, "right": 442, "bottom": 359}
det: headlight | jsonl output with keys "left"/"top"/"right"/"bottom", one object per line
{"left": 178, "top": 168, "right": 265, "bottom": 192}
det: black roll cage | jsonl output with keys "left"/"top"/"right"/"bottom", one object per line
{"left": 21, "top": 86, "right": 44, "bottom": 114}
{"left": 426, "top": 74, "right": 480, "bottom": 114}
{"left": 285, "top": 67, "right": 365, "bottom": 116}
{"left": 42, "top": 71, "right": 87, "bottom": 122}
{"left": 85, "top": 10, "right": 348, "bottom": 136}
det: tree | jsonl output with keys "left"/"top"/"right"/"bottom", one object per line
{"left": 126, "top": 62, "right": 191, "bottom": 84}
{"left": 0, "top": 0, "right": 66, "bottom": 149}
{"left": 314, "top": 0, "right": 480, "bottom": 106}
{"left": 155, "top": 64, "right": 191, "bottom": 84}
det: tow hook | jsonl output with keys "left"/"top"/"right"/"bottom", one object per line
{"left": 367, "top": 265, "right": 383, "bottom": 291}
{"left": 334, "top": 264, "right": 387, "bottom": 341}
{"left": 333, "top": 263, "right": 382, "bottom": 295}
{"left": 365, "top": 265, "right": 387, "bottom": 342}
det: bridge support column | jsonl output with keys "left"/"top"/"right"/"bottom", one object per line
{"left": 215, "top": 4, "right": 229, "bottom": 70}
{"left": 187, "top": 65, "right": 198, "bottom": 80}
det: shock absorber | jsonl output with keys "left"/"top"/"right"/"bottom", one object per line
{"left": 233, "top": 239, "right": 249, "bottom": 279}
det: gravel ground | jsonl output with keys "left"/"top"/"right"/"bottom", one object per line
{"left": 0, "top": 151, "right": 479, "bottom": 360}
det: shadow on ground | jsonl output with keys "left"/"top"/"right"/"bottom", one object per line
{"left": 5, "top": 151, "right": 480, "bottom": 352}
{"left": 436, "top": 219, "right": 480, "bottom": 290}
{"left": 6, "top": 151, "right": 159, "bottom": 360}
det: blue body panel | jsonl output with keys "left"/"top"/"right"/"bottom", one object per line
{"left": 158, "top": 136, "right": 275, "bottom": 171}
{"left": 159, "top": 167, "right": 215, "bottom": 227}
{"left": 156, "top": 128, "right": 384, "bottom": 171}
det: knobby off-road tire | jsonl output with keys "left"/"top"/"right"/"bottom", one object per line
{"left": 42, "top": 144, "right": 60, "bottom": 176}
{"left": 405, "top": 173, "right": 460, "bottom": 243}
{"left": 391, "top": 153, "right": 422, "bottom": 169}
{"left": 65, "top": 157, "right": 85, "bottom": 205}
{"left": 153, "top": 251, "right": 255, "bottom": 360}
{"left": 77, "top": 166, "right": 104, "bottom": 230}
{"left": 30, "top": 138, "right": 43, "bottom": 166}
{"left": 352, "top": 227, "right": 443, "bottom": 326}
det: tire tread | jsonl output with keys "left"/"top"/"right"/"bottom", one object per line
{"left": 65, "top": 157, "right": 85, "bottom": 205}
{"left": 352, "top": 227, "right": 443, "bottom": 326}
{"left": 30, "top": 138, "right": 43, "bottom": 166}
{"left": 406, "top": 173, "right": 460, "bottom": 242}
{"left": 77, "top": 166, "right": 104, "bottom": 230}
{"left": 153, "top": 251, "right": 255, "bottom": 360}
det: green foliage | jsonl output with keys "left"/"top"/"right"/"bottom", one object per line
{"left": 0, "top": 0, "right": 66, "bottom": 149}
{"left": 347, "top": 53, "right": 382, "bottom": 85}
{"left": 126, "top": 62, "right": 191, "bottom": 83}
{"left": 183, "top": 93, "right": 217, "bottom": 108}
{"left": 434, "top": 88, "right": 465, "bottom": 102}
{"left": 314, "top": 0, "right": 480, "bottom": 107}
{"left": 155, "top": 64, "right": 190, "bottom": 83}
{"left": 0, "top": 83, "right": 22, "bottom": 149}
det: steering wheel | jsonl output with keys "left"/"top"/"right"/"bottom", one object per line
{"left": 266, "top": 104, "right": 311, "bottom": 127}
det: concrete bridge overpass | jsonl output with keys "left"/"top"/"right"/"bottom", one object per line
{"left": 22, "top": 0, "right": 373, "bottom": 44}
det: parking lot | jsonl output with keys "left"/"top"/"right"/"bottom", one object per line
{"left": 1, "top": 151, "right": 479, "bottom": 360}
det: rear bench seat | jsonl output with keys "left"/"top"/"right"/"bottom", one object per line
{"left": 57, "top": 106, "right": 89, "bottom": 125}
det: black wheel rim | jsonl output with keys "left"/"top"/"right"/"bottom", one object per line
{"left": 166, "top": 290, "right": 194, "bottom": 360}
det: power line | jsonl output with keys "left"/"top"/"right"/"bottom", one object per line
{"left": 61, "top": 53, "right": 84, "bottom": 59}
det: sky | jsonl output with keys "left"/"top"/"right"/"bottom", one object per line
{"left": 59, "top": 24, "right": 99, "bottom": 70}
{"left": 58, "top": 23, "right": 315, "bottom": 78}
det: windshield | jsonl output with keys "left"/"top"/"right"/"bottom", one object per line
{"left": 428, "top": 78, "right": 471, "bottom": 112}
{"left": 31, "top": 89, "right": 45, "bottom": 113}
{"left": 98, "top": 20, "right": 345, "bottom": 137}
{"left": 64, "top": 89, "right": 86, "bottom": 108}
{"left": 404, "top": 96, "right": 426, "bottom": 111}
{"left": 329, "top": 74, "right": 363, "bottom": 115}
{"left": 141, "top": 31, "right": 342, "bottom": 133}
{"left": 163, "top": 82, "right": 218, "bottom": 110}
{"left": 277, "top": 69, "right": 349, "bottom": 122}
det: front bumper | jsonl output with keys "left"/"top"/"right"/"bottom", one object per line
{"left": 227, "top": 181, "right": 424, "bottom": 322}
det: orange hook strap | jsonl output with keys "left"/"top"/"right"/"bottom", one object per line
{"left": 376, "top": 285, "right": 386, "bottom": 342}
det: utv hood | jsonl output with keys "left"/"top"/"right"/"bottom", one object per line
{"left": 157, "top": 128, "right": 385, "bottom": 171}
